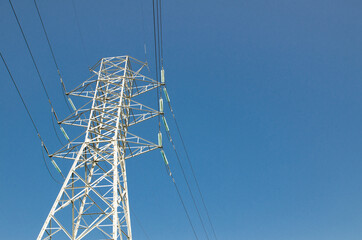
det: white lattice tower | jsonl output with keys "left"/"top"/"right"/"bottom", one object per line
{"left": 38, "top": 56, "right": 161, "bottom": 240}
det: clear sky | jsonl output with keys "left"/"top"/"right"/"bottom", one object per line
{"left": 1, "top": 0, "right": 362, "bottom": 239}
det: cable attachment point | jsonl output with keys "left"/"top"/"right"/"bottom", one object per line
{"left": 163, "top": 87, "right": 170, "bottom": 102}
{"left": 41, "top": 141, "right": 50, "bottom": 156}
{"left": 160, "top": 149, "right": 172, "bottom": 176}
{"left": 159, "top": 98, "right": 164, "bottom": 113}
{"left": 162, "top": 116, "right": 169, "bottom": 132}
{"left": 158, "top": 132, "right": 162, "bottom": 147}
{"left": 160, "top": 149, "right": 168, "bottom": 165}
{"left": 60, "top": 78, "right": 67, "bottom": 94}
{"left": 51, "top": 107, "right": 59, "bottom": 122}
{"left": 51, "top": 159, "right": 64, "bottom": 178}
{"left": 68, "top": 97, "right": 77, "bottom": 111}
{"left": 161, "top": 68, "right": 165, "bottom": 85}
{"left": 60, "top": 126, "right": 70, "bottom": 141}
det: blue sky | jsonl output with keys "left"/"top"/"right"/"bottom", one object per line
{"left": 1, "top": 0, "right": 362, "bottom": 239}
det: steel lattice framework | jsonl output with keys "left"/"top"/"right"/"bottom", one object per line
{"left": 38, "top": 56, "right": 161, "bottom": 240}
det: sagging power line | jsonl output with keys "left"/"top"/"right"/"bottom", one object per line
{"left": 9, "top": 0, "right": 75, "bottom": 147}
{"left": 151, "top": 0, "right": 219, "bottom": 239}
{"left": 33, "top": 0, "right": 73, "bottom": 112}
{"left": 0, "top": 51, "right": 63, "bottom": 183}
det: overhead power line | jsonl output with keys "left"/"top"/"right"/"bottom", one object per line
{"left": 158, "top": 0, "right": 164, "bottom": 67}
{"left": 70, "top": 0, "right": 89, "bottom": 63}
{"left": 152, "top": 0, "right": 203, "bottom": 239}
{"left": 8, "top": 0, "right": 52, "bottom": 104}
{"left": 171, "top": 175, "right": 200, "bottom": 240}
{"left": 159, "top": 149, "right": 200, "bottom": 240}
{"left": 152, "top": 0, "right": 161, "bottom": 133}
{"left": 138, "top": 0, "right": 149, "bottom": 64}
{"left": 0, "top": 51, "right": 60, "bottom": 183}
{"left": 152, "top": 1, "right": 212, "bottom": 239}
{"left": 8, "top": 0, "right": 73, "bottom": 145}
{"left": 163, "top": 117, "right": 211, "bottom": 240}
{"left": 7, "top": 0, "right": 69, "bottom": 181}
{"left": 165, "top": 92, "right": 219, "bottom": 240}
{"left": 33, "top": 0, "right": 60, "bottom": 74}
{"left": 154, "top": 2, "right": 218, "bottom": 232}
{"left": 1, "top": 52, "right": 40, "bottom": 137}
{"left": 32, "top": 0, "right": 72, "bottom": 112}
{"left": 130, "top": 207, "right": 152, "bottom": 240}
{"left": 156, "top": 0, "right": 162, "bottom": 71}
{"left": 153, "top": 2, "right": 218, "bottom": 232}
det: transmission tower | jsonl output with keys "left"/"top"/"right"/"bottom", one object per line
{"left": 38, "top": 56, "right": 161, "bottom": 240}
